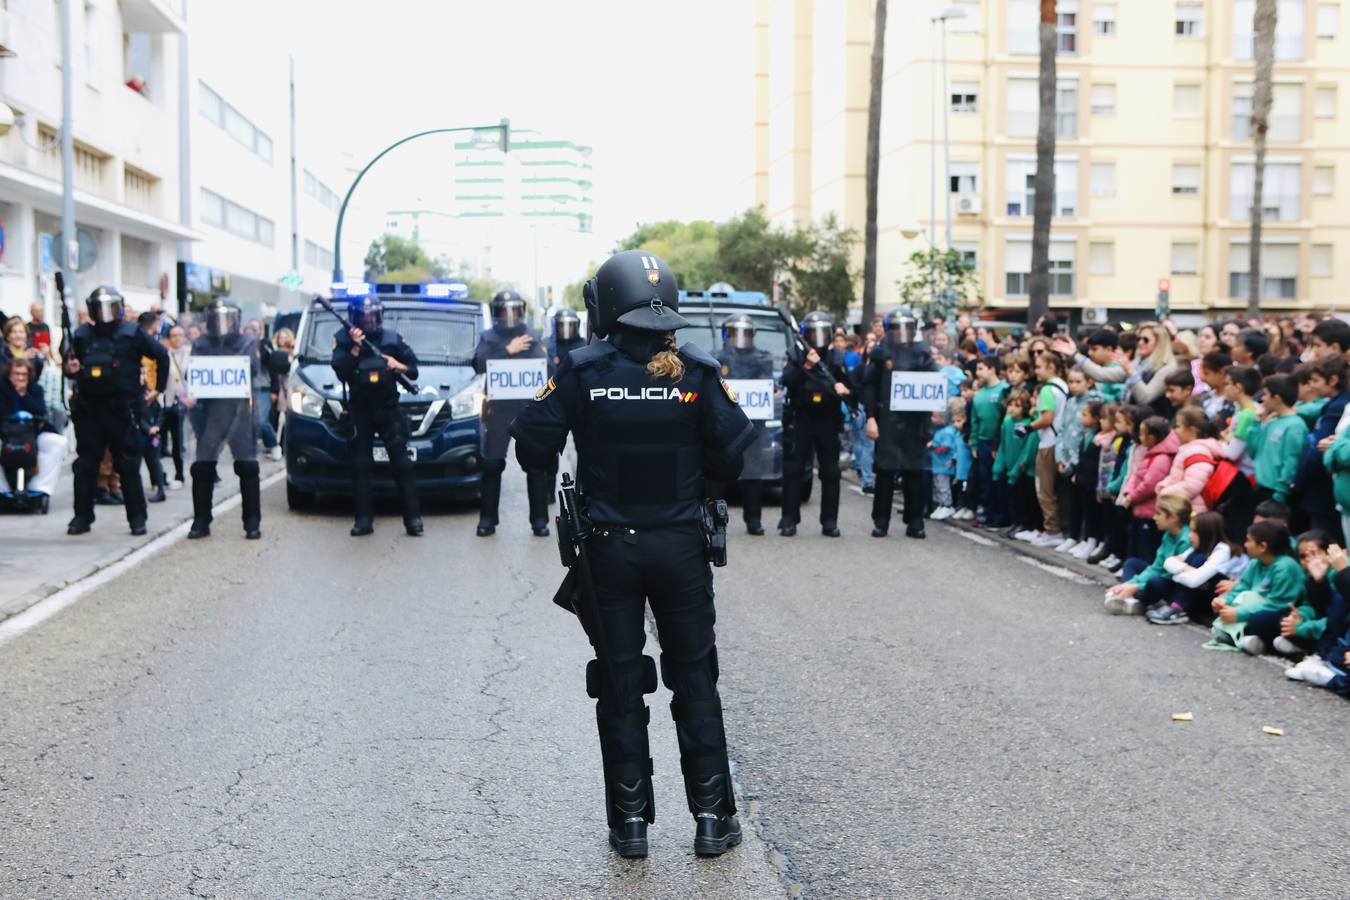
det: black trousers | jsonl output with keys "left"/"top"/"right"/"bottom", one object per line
{"left": 160, "top": 403, "right": 186, "bottom": 481}
{"left": 350, "top": 400, "right": 419, "bottom": 523}
{"left": 479, "top": 414, "right": 550, "bottom": 529}
{"left": 71, "top": 399, "right": 147, "bottom": 524}
{"left": 872, "top": 469, "right": 925, "bottom": 528}
{"left": 587, "top": 524, "right": 730, "bottom": 817}
{"left": 781, "top": 418, "right": 841, "bottom": 527}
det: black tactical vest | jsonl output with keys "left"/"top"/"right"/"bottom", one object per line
{"left": 75, "top": 323, "right": 140, "bottom": 399}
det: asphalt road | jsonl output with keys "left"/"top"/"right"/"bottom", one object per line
{"left": 1, "top": 473, "right": 1347, "bottom": 897}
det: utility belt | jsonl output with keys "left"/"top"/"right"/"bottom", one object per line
{"left": 567, "top": 499, "right": 729, "bottom": 567}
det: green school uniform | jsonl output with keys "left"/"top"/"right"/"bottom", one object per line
{"left": 1222, "top": 555, "right": 1307, "bottom": 620}
{"left": 1128, "top": 526, "right": 1192, "bottom": 589}
{"left": 971, "top": 380, "right": 1008, "bottom": 446}
{"left": 993, "top": 415, "right": 1034, "bottom": 484}
{"left": 1253, "top": 412, "right": 1309, "bottom": 502}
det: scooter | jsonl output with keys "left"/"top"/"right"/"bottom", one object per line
{"left": 0, "top": 412, "right": 51, "bottom": 514}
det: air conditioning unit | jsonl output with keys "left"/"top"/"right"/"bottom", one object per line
{"left": 1082, "top": 307, "right": 1109, "bottom": 325}
{"left": 0, "top": 10, "right": 15, "bottom": 58}
{"left": 956, "top": 194, "right": 981, "bottom": 215}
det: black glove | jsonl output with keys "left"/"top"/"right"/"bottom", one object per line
{"left": 1014, "top": 423, "right": 1031, "bottom": 439}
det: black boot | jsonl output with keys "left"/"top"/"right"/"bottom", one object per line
{"left": 477, "top": 465, "right": 502, "bottom": 536}
{"left": 350, "top": 518, "right": 374, "bottom": 537}
{"left": 687, "top": 772, "right": 742, "bottom": 857}
{"left": 235, "top": 460, "right": 261, "bottom": 540}
{"left": 606, "top": 777, "right": 653, "bottom": 859}
{"left": 404, "top": 516, "right": 423, "bottom": 537}
{"left": 188, "top": 461, "right": 216, "bottom": 539}
{"left": 526, "top": 468, "right": 551, "bottom": 536}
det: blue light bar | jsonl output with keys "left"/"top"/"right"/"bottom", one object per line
{"left": 423, "top": 282, "right": 470, "bottom": 301}
{"left": 423, "top": 283, "right": 451, "bottom": 298}
{"left": 331, "top": 281, "right": 371, "bottom": 298}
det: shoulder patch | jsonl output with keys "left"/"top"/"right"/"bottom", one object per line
{"left": 721, "top": 379, "right": 738, "bottom": 403}
{"left": 885, "top": 359, "right": 893, "bottom": 370}
{"left": 721, "top": 365, "right": 729, "bottom": 376}
{"left": 534, "top": 377, "right": 557, "bottom": 402}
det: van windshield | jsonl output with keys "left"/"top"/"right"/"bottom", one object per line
{"left": 678, "top": 312, "right": 793, "bottom": 369}
{"left": 300, "top": 307, "right": 479, "bottom": 365}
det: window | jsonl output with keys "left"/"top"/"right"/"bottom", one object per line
{"left": 1316, "top": 85, "right": 1337, "bottom": 118}
{"left": 1175, "top": 1, "right": 1203, "bottom": 38}
{"left": 951, "top": 81, "right": 979, "bottom": 113}
{"left": 1007, "top": 78, "right": 1037, "bottom": 136}
{"left": 1231, "top": 160, "right": 1301, "bottom": 220}
{"left": 120, "top": 236, "right": 154, "bottom": 288}
{"left": 1049, "top": 241, "right": 1076, "bottom": 295}
{"left": 1317, "top": 2, "right": 1340, "bottom": 38}
{"left": 1271, "top": 83, "right": 1302, "bottom": 140}
{"left": 1090, "top": 162, "right": 1116, "bottom": 197}
{"left": 1172, "top": 163, "right": 1201, "bottom": 194}
{"left": 1233, "top": 82, "right": 1254, "bottom": 138}
{"left": 1171, "top": 242, "right": 1199, "bottom": 275}
{"left": 199, "top": 81, "right": 273, "bottom": 166}
{"left": 199, "top": 188, "right": 224, "bottom": 227}
{"left": 1093, "top": 3, "right": 1117, "bottom": 36}
{"left": 303, "top": 169, "right": 342, "bottom": 210}
{"left": 1091, "top": 83, "right": 1116, "bottom": 115}
{"left": 954, "top": 243, "right": 978, "bottom": 270}
{"left": 1229, "top": 241, "right": 1298, "bottom": 298}
{"left": 1089, "top": 242, "right": 1114, "bottom": 276}
{"left": 201, "top": 188, "right": 274, "bottom": 246}
{"left": 304, "top": 240, "right": 335, "bottom": 271}
{"left": 1235, "top": 0, "right": 1307, "bottom": 60}
{"left": 1312, "top": 244, "right": 1334, "bottom": 277}
{"left": 1005, "top": 240, "right": 1031, "bottom": 295}
{"left": 1057, "top": 0, "right": 1079, "bottom": 53}
{"left": 949, "top": 161, "right": 979, "bottom": 194}
{"left": 1314, "top": 165, "right": 1335, "bottom": 196}
{"left": 1005, "top": 156, "right": 1077, "bottom": 217}
{"left": 1057, "top": 82, "right": 1078, "bottom": 137}
{"left": 1008, "top": 0, "right": 1037, "bottom": 54}
{"left": 1174, "top": 83, "right": 1201, "bottom": 117}
{"left": 949, "top": 0, "right": 980, "bottom": 33}
{"left": 1005, "top": 239, "right": 1075, "bottom": 296}
{"left": 122, "top": 32, "right": 153, "bottom": 99}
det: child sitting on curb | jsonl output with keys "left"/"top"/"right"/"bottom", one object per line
{"left": 1145, "top": 511, "right": 1246, "bottom": 625}
{"left": 1208, "top": 519, "right": 1306, "bottom": 653}
{"left": 1104, "top": 494, "right": 1192, "bottom": 616}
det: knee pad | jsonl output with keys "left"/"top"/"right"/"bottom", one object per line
{"left": 483, "top": 458, "right": 507, "bottom": 476}
{"left": 233, "top": 459, "right": 260, "bottom": 478}
{"left": 587, "top": 655, "right": 657, "bottom": 699}
{"left": 659, "top": 648, "right": 719, "bottom": 695}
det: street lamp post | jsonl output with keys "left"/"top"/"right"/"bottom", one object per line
{"left": 930, "top": 6, "right": 966, "bottom": 311}
{"left": 331, "top": 119, "right": 509, "bottom": 284}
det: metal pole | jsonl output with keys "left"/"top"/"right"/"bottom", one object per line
{"left": 289, "top": 55, "right": 299, "bottom": 274}
{"left": 176, "top": 0, "right": 192, "bottom": 291}
{"left": 60, "top": 0, "right": 76, "bottom": 306}
{"left": 928, "top": 21, "right": 937, "bottom": 309}
{"left": 331, "top": 123, "right": 509, "bottom": 284}
{"left": 942, "top": 19, "right": 954, "bottom": 255}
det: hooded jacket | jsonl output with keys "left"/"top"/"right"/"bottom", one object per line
{"left": 1122, "top": 430, "right": 1180, "bottom": 519}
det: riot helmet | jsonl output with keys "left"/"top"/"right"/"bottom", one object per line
{"left": 799, "top": 310, "right": 834, "bottom": 351}
{"left": 885, "top": 309, "right": 919, "bottom": 347}
{"left": 554, "top": 308, "right": 581, "bottom": 343}
{"left": 86, "top": 286, "right": 125, "bottom": 325}
{"left": 203, "top": 300, "right": 242, "bottom": 341}
{"left": 349, "top": 295, "right": 383, "bottom": 333}
{"left": 583, "top": 250, "right": 687, "bottom": 338}
{"left": 722, "top": 314, "right": 757, "bottom": 350}
{"left": 490, "top": 289, "right": 527, "bottom": 330}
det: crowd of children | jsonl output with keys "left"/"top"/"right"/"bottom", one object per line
{"left": 927, "top": 315, "right": 1350, "bottom": 697}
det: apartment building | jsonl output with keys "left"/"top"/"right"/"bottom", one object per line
{"left": 0, "top": 0, "right": 195, "bottom": 317}
{"left": 751, "top": 0, "right": 1350, "bottom": 320}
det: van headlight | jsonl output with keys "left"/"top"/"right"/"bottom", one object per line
{"left": 289, "top": 381, "right": 327, "bottom": 418}
{"left": 449, "top": 375, "right": 486, "bottom": 420}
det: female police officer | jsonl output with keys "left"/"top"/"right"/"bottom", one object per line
{"left": 510, "top": 250, "right": 755, "bottom": 860}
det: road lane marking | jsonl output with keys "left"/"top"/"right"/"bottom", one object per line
{"left": 1016, "top": 555, "right": 1094, "bottom": 584}
{"left": 950, "top": 528, "right": 997, "bottom": 547}
{"left": 0, "top": 470, "right": 287, "bottom": 648}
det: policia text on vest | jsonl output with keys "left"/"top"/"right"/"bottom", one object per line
{"left": 888, "top": 372, "right": 948, "bottom": 412}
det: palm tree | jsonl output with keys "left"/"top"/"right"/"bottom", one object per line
{"left": 1027, "top": 0, "right": 1058, "bottom": 326}
{"left": 861, "top": 0, "right": 888, "bottom": 331}
{"left": 1248, "top": 0, "right": 1277, "bottom": 317}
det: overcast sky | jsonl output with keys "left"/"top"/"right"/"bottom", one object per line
{"left": 244, "top": 0, "right": 757, "bottom": 264}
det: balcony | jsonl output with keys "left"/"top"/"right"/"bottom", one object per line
{"left": 120, "top": 0, "right": 186, "bottom": 33}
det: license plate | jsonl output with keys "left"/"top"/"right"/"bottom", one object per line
{"left": 372, "top": 446, "right": 417, "bottom": 463}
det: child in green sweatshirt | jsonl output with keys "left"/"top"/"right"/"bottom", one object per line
{"left": 1211, "top": 519, "right": 1306, "bottom": 653}
{"left": 1252, "top": 374, "right": 1309, "bottom": 504}
{"left": 993, "top": 389, "right": 1036, "bottom": 536}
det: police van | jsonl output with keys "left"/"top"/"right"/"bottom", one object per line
{"left": 283, "top": 282, "right": 486, "bottom": 509}
{"left": 675, "top": 289, "right": 810, "bottom": 494}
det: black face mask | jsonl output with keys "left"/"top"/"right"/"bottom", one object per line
{"left": 493, "top": 322, "right": 526, "bottom": 339}
{"left": 608, "top": 326, "right": 669, "bottom": 361}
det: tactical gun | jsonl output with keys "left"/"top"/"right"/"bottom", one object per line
{"left": 55, "top": 271, "right": 73, "bottom": 399}
{"left": 701, "top": 498, "right": 730, "bottom": 568}
{"left": 553, "top": 473, "right": 622, "bottom": 702}
{"left": 313, "top": 295, "right": 418, "bottom": 394}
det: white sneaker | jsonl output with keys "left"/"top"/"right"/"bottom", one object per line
{"left": 1053, "top": 538, "right": 1079, "bottom": 553}
{"left": 268, "top": 445, "right": 283, "bottom": 462}
{"left": 1014, "top": 529, "right": 1041, "bottom": 542}
{"left": 1272, "top": 636, "right": 1301, "bottom": 657}
{"left": 169, "top": 478, "right": 184, "bottom": 491}
{"left": 954, "top": 508, "right": 975, "bottom": 520}
{"left": 1285, "top": 654, "right": 1323, "bottom": 681}
{"left": 932, "top": 507, "right": 953, "bottom": 520}
{"left": 1122, "top": 597, "right": 1143, "bottom": 616}
{"left": 1071, "top": 539, "right": 1099, "bottom": 560}
{"left": 1304, "top": 659, "right": 1339, "bottom": 687}
{"left": 1032, "top": 532, "right": 1065, "bottom": 547}
{"left": 1239, "top": 635, "right": 1268, "bottom": 656}
{"left": 1104, "top": 594, "right": 1127, "bottom": 615}
{"left": 1099, "top": 554, "right": 1122, "bottom": 570}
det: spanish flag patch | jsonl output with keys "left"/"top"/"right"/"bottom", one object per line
{"left": 721, "top": 380, "right": 737, "bottom": 403}
{"left": 534, "top": 377, "right": 556, "bottom": 402}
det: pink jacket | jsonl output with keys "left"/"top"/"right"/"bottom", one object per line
{"left": 1123, "top": 431, "right": 1179, "bottom": 519}
{"left": 1158, "top": 437, "right": 1224, "bottom": 512}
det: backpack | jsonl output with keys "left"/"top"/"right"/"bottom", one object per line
{"left": 1183, "top": 452, "right": 1246, "bottom": 509}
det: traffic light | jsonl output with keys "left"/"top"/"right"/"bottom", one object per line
{"left": 1156, "top": 277, "right": 1170, "bottom": 319}
{"left": 499, "top": 117, "right": 510, "bottom": 154}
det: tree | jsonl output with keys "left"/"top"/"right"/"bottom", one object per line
{"left": 860, "top": 0, "right": 888, "bottom": 330}
{"left": 1249, "top": 0, "right": 1278, "bottom": 317}
{"left": 717, "top": 207, "right": 807, "bottom": 296}
{"left": 1027, "top": 0, "right": 1058, "bottom": 327}
{"left": 363, "top": 234, "right": 449, "bottom": 282}
{"left": 619, "top": 219, "right": 720, "bottom": 290}
{"left": 897, "top": 247, "right": 982, "bottom": 322}
{"left": 790, "top": 214, "right": 858, "bottom": 320}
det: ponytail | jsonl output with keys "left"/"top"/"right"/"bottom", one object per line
{"left": 646, "top": 332, "right": 685, "bottom": 382}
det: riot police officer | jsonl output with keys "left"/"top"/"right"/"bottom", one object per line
{"left": 331, "top": 294, "right": 423, "bottom": 537}
{"left": 716, "top": 314, "right": 775, "bottom": 535}
{"left": 548, "top": 308, "right": 587, "bottom": 376}
{"left": 187, "top": 301, "right": 262, "bottom": 540}
{"left": 861, "top": 310, "right": 936, "bottom": 539}
{"left": 64, "top": 286, "right": 169, "bottom": 536}
{"left": 510, "top": 250, "right": 754, "bottom": 860}
{"left": 472, "top": 289, "right": 551, "bottom": 537}
{"left": 778, "top": 310, "right": 851, "bottom": 537}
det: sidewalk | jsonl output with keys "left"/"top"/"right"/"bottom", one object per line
{"left": 0, "top": 457, "right": 285, "bottom": 623}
